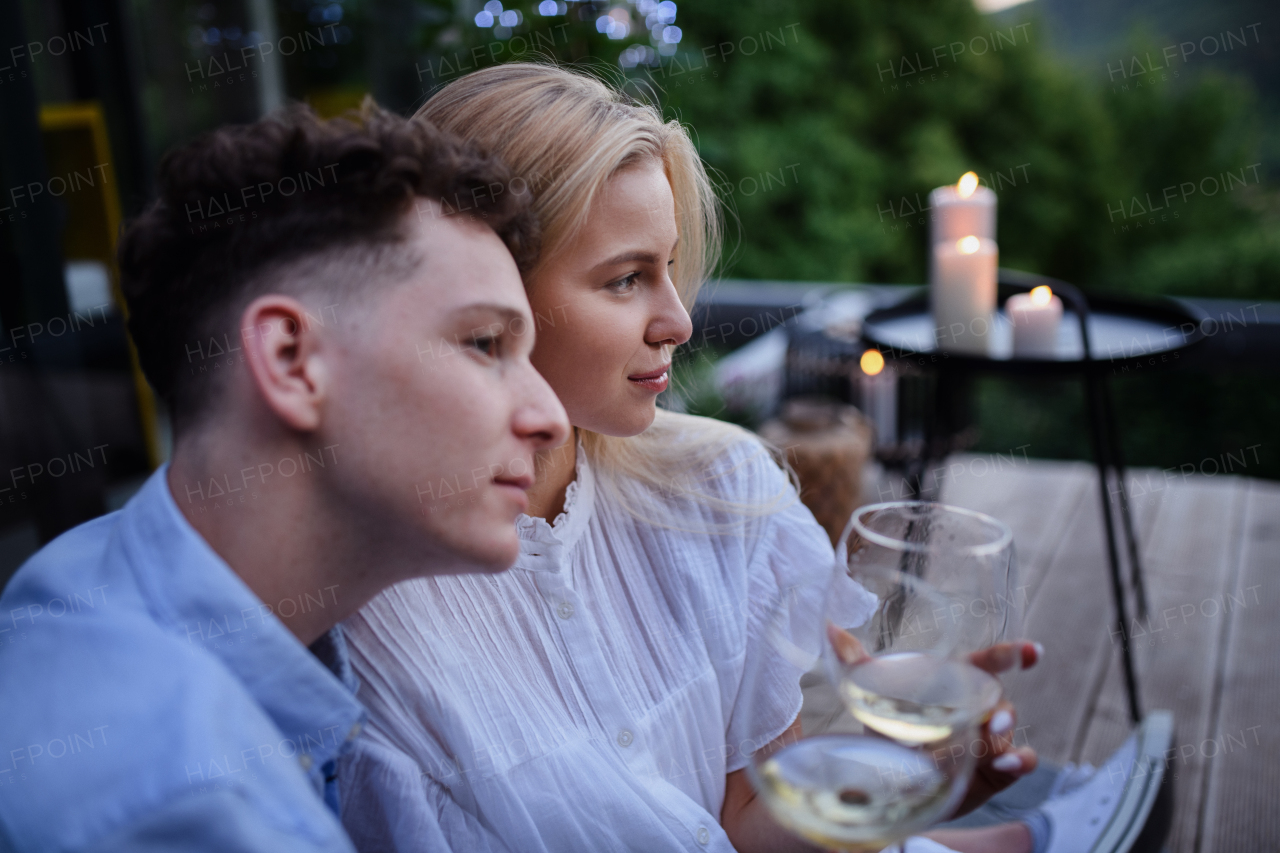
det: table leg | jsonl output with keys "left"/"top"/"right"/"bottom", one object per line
{"left": 917, "top": 363, "right": 973, "bottom": 502}
{"left": 1084, "top": 372, "right": 1143, "bottom": 723}
{"left": 905, "top": 458, "right": 926, "bottom": 500}
{"left": 1100, "top": 378, "right": 1150, "bottom": 620}
{"left": 901, "top": 368, "right": 942, "bottom": 501}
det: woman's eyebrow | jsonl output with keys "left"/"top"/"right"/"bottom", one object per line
{"left": 591, "top": 249, "right": 663, "bottom": 270}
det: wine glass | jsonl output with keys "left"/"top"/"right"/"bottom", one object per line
{"left": 839, "top": 501, "right": 1020, "bottom": 655}
{"left": 823, "top": 569, "right": 1003, "bottom": 748}
{"left": 745, "top": 566, "right": 987, "bottom": 851}
{"left": 751, "top": 725, "right": 977, "bottom": 852}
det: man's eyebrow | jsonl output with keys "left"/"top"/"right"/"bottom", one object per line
{"left": 447, "top": 303, "right": 525, "bottom": 325}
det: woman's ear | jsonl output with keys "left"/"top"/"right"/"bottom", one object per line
{"left": 239, "top": 296, "right": 330, "bottom": 432}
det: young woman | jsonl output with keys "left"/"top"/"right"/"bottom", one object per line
{"left": 337, "top": 64, "right": 1127, "bottom": 853}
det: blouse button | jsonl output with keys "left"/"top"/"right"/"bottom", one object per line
{"left": 298, "top": 754, "right": 313, "bottom": 772}
{"left": 696, "top": 826, "right": 710, "bottom": 845}
{"left": 616, "top": 729, "right": 634, "bottom": 748}
{"left": 556, "top": 601, "right": 575, "bottom": 619}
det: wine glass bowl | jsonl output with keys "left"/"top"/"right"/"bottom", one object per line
{"left": 823, "top": 568, "right": 1003, "bottom": 747}
{"left": 839, "top": 501, "right": 1020, "bottom": 655}
{"left": 823, "top": 567, "right": 960, "bottom": 661}
{"left": 822, "top": 568, "right": 962, "bottom": 719}
{"left": 841, "top": 652, "right": 1004, "bottom": 746}
{"left": 754, "top": 729, "right": 975, "bottom": 852}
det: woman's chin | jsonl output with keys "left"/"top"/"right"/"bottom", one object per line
{"left": 586, "top": 401, "right": 657, "bottom": 438}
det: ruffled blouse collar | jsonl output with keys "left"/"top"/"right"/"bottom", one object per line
{"left": 514, "top": 438, "right": 595, "bottom": 572}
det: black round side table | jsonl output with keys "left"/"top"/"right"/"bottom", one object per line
{"left": 860, "top": 269, "right": 1209, "bottom": 723}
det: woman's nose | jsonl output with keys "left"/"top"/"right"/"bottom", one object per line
{"left": 646, "top": 276, "right": 693, "bottom": 348}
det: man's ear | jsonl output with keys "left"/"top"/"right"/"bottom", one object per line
{"left": 240, "top": 296, "right": 329, "bottom": 432}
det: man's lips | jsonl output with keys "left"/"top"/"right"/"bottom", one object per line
{"left": 493, "top": 473, "right": 534, "bottom": 491}
{"left": 493, "top": 475, "right": 532, "bottom": 514}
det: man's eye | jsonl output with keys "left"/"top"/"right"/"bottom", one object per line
{"left": 608, "top": 273, "right": 640, "bottom": 292}
{"left": 470, "top": 336, "right": 498, "bottom": 357}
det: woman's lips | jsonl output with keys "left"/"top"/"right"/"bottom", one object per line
{"left": 627, "top": 365, "right": 670, "bottom": 393}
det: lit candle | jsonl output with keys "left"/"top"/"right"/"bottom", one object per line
{"left": 932, "top": 235, "right": 997, "bottom": 355}
{"left": 1006, "top": 285, "right": 1064, "bottom": 357}
{"left": 930, "top": 171, "right": 997, "bottom": 246}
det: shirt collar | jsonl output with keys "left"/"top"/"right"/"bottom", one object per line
{"left": 308, "top": 624, "right": 360, "bottom": 694}
{"left": 514, "top": 438, "right": 595, "bottom": 571}
{"left": 112, "top": 465, "right": 365, "bottom": 766}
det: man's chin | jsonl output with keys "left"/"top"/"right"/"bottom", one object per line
{"left": 435, "top": 530, "right": 519, "bottom": 576}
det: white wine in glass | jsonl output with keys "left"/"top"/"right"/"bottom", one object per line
{"left": 755, "top": 734, "right": 965, "bottom": 852}
{"left": 841, "top": 652, "right": 1003, "bottom": 746}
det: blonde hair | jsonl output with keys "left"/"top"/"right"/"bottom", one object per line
{"left": 418, "top": 63, "right": 792, "bottom": 526}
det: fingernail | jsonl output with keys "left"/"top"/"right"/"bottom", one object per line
{"left": 990, "top": 709, "right": 1013, "bottom": 735}
{"left": 1033, "top": 642, "right": 1045, "bottom": 662}
{"left": 992, "top": 753, "right": 1022, "bottom": 772}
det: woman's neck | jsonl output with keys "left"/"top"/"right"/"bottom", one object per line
{"left": 525, "top": 428, "right": 578, "bottom": 520}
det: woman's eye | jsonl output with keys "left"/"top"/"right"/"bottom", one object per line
{"left": 608, "top": 272, "right": 640, "bottom": 293}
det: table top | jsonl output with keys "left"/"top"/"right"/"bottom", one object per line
{"left": 862, "top": 292, "right": 1207, "bottom": 368}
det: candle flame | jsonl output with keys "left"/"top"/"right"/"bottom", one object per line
{"left": 957, "top": 172, "right": 979, "bottom": 198}
{"left": 860, "top": 349, "right": 885, "bottom": 376}
{"left": 956, "top": 235, "right": 981, "bottom": 255}
{"left": 1030, "top": 285, "right": 1053, "bottom": 306}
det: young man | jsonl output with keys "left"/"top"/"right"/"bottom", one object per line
{"left": 0, "top": 103, "right": 568, "bottom": 851}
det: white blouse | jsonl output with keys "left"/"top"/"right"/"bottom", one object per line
{"left": 338, "top": 434, "right": 872, "bottom": 852}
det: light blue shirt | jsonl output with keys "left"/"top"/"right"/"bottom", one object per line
{"left": 0, "top": 465, "right": 364, "bottom": 852}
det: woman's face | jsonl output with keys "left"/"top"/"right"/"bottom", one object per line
{"left": 526, "top": 159, "right": 692, "bottom": 438}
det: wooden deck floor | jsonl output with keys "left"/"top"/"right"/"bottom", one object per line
{"left": 884, "top": 454, "right": 1279, "bottom": 853}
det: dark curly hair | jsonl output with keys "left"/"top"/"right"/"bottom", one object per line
{"left": 119, "top": 100, "right": 537, "bottom": 433}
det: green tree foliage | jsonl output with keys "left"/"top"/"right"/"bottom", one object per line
{"left": 409, "top": 1, "right": 629, "bottom": 96}
{"left": 632, "top": 0, "right": 1278, "bottom": 300}
{"left": 133, "top": 0, "right": 1278, "bottom": 299}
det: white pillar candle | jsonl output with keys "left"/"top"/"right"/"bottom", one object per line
{"left": 932, "top": 236, "right": 997, "bottom": 355}
{"left": 1007, "top": 286, "right": 1064, "bottom": 357}
{"left": 930, "top": 172, "right": 997, "bottom": 246}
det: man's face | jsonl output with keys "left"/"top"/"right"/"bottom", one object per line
{"left": 321, "top": 204, "right": 568, "bottom": 573}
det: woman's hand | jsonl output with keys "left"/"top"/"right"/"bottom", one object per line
{"left": 827, "top": 623, "right": 870, "bottom": 666}
{"left": 827, "top": 627, "right": 1042, "bottom": 818}
{"left": 949, "top": 641, "right": 1041, "bottom": 817}
{"left": 721, "top": 719, "right": 827, "bottom": 853}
